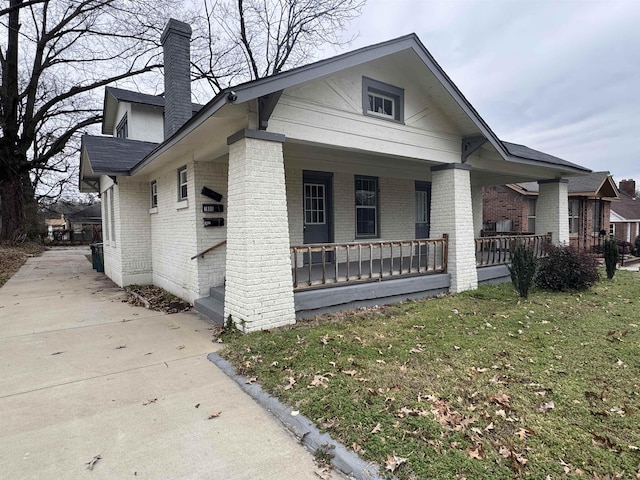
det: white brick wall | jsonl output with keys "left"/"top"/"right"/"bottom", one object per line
{"left": 430, "top": 165, "right": 478, "bottom": 293}
{"left": 535, "top": 180, "right": 569, "bottom": 245}
{"left": 149, "top": 160, "right": 200, "bottom": 302}
{"left": 224, "top": 135, "right": 296, "bottom": 331}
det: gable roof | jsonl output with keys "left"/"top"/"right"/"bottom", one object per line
{"left": 68, "top": 203, "right": 102, "bottom": 223}
{"left": 81, "top": 135, "right": 158, "bottom": 175}
{"left": 611, "top": 191, "right": 640, "bottom": 221}
{"left": 102, "top": 87, "right": 203, "bottom": 134}
{"left": 512, "top": 171, "right": 618, "bottom": 197}
{"left": 129, "top": 33, "right": 589, "bottom": 176}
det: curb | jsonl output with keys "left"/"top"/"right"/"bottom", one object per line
{"left": 207, "top": 352, "right": 393, "bottom": 480}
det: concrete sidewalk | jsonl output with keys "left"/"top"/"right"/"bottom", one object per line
{"left": 0, "top": 247, "right": 339, "bottom": 479}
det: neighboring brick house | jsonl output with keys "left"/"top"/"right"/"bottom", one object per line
{"left": 483, "top": 172, "right": 618, "bottom": 251}
{"left": 611, "top": 179, "right": 640, "bottom": 245}
{"left": 79, "top": 19, "right": 591, "bottom": 332}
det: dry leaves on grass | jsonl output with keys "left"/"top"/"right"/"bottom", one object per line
{"left": 308, "top": 374, "right": 330, "bottom": 389}
{"left": 125, "top": 285, "right": 191, "bottom": 313}
{"left": 385, "top": 454, "right": 407, "bottom": 473}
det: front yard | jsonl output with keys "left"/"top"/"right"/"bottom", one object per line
{"left": 220, "top": 272, "right": 640, "bottom": 479}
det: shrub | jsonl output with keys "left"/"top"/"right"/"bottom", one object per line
{"left": 603, "top": 238, "right": 619, "bottom": 279}
{"left": 635, "top": 235, "right": 640, "bottom": 254}
{"left": 535, "top": 245, "right": 600, "bottom": 291}
{"left": 508, "top": 243, "right": 538, "bottom": 299}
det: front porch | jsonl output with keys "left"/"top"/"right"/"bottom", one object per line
{"left": 195, "top": 233, "right": 551, "bottom": 323}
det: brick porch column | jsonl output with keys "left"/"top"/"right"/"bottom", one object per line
{"left": 224, "top": 129, "right": 296, "bottom": 332}
{"left": 535, "top": 179, "right": 569, "bottom": 245}
{"left": 430, "top": 163, "right": 478, "bottom": 293}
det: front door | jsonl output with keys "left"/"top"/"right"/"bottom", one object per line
{"left": 415, "top": 181, "right": 431, "bottom": 238}
{"left": 303, "top": 171, "right": 333, "bottom": 263}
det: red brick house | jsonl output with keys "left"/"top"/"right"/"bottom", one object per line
{"left": 610, "top": 179, "right": 640, "bottom": 245}
{"left": 483, "top": 171, "right": 618, "bottom": 251}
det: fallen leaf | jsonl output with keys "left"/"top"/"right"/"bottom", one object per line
{"left": 142, "top": 398, "right": 157, "bottom": 405}
{"left": 321, "top": 335, "right": 329, "bottom": 345}
{"left": 466, "top": 444, "right": 485, "bottom": 460}
{"left": 342, "top": 369, "right": 357, "bottom": 376}
{"left": 371, "top": 423, "right": 382, "bottom": 434}
{"left": 385, "top": 454, "right": 407, "bottom": 473}
{"left": 245, "top": 377, "right": 257, "bottom": 384}
{"left": 115, "top": 345, "right": 126, "bottom": 349}
{"left": 50, "top": 351, "right": 64, "bottom": 355}
{"left": 308, "top": 374, "right": 329, "bottom": 389}
{"left": 85, "top": 454, "right": 101, "bottom": 470}
{"left": 537, "top": 400, "right": 555, "bottom": 413}
{"left": 315, "top": 466, "right": 332, "bottom": 479}
{"left": 207, "top": 411, "right": 222, "bottom": 419}
{"left": 176, "top": 345, "right": 185, "bottom": 350}
{"left": 194, "top": 403, "right": 200, "bottom": 408}
{"left": 283, "top": 376, "right": 296, "bottom": 390}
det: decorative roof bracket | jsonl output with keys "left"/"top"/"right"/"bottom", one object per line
{"left": 258, "top": 90, "right": 283, "bottom": 130}
{"left": 461, "top": 136, "right": 487, "bottom": 163}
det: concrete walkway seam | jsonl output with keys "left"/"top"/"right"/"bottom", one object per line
{"left": 207, "top": 352, "right": 394, "bottom": 480}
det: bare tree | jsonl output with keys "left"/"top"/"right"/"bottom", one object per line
{"left": 191, "top": 0, "right": 366, "bottom": 94}
{"left": 0, "top": 0, "right": 182, "bottom": 240}
{"left": 0, "top": 0, "right": 365, "bottom": 240}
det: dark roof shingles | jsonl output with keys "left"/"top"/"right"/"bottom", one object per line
{"left": 502, "top": 142, "right": 589, "bottom": 172}
{"left": 83, "top": 135, "right": 158, "bottom": 174}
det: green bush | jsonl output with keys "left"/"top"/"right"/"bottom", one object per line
{"left": 508, "top": 243, "right": 538, "bottom": 299}
{"left": 603, "top": 238, "right": 619, "bottom": 279}
{"left": 635, "top": 235, "right": 640, "bottom": 255}
{"left": 535, "top": 245, "right": 600, "bottom": 291}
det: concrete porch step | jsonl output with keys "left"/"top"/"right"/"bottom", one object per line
{"left": 194, "top": 294, "right": 224, "bottom": 326}
{"left": 209, "top": 286, "right": 225, "bottom": 303}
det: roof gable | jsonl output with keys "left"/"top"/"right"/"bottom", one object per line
{"left": 510, "top": 171, "right": 617, "bottom": 197}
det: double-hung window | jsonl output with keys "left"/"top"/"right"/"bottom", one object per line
{"left": 150, "top": 180, "right": 158, "bottom": 208}
{"left": 177, "top": 166, "right": 188, "bottom": 201}
{"left": 527, "top": 199, "right": 536, "bottom": 233}
{"left": 355, "top": 176, "right": 378, "bottom": 238}
{"left": 362, "top": 77, "right": 404, "bottom": 123}
{"left": 116, "top": 114, "right": 128, "bottom": 138}
{"left": 568, "top": 198, "right": 580, "bottom": 234}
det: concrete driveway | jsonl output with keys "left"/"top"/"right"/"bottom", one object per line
{"left": 0, "top": 247, "right": 338, "bottom": 479}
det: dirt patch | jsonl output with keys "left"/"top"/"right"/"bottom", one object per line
{"left": 125, "top": 285, "right": 192, "bottom": 314}
{"left": 0, "top": 242, "right": 46, "bottom": 287}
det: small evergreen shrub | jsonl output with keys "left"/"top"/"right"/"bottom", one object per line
{"left": 635, "top": 235, "right": 640, "bottom": 254}
{"left": 508, "top": 243, "right": 538, "bottom": 299}
{"left": 603, "top": 238, "right": 619, "bottom": 279}
{"left": 535, "top": 245, "right": 600, "bottom": 291}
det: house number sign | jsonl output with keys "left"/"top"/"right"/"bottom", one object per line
{"left": 202, "top": 204, "right": 223, "bottom": 213}
{"left": 203, "top": 218, "right": 224, "bottom": 228}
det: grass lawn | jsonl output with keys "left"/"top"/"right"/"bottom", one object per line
{"left": 220, "top": 271, "right": 640, "bottom": 479}
{"left": 0, "top": 242, "right": 45, "bottom": 288}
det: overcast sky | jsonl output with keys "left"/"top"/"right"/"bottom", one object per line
{"left": 340, "top": 0, "right": 640, "bottom": 184}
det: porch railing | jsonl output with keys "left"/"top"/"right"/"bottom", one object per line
{"left": 475, "top": 233, "right": 551, "bottom": 267}
{"left": 291, "top": 235, "right": 448, "bottom": 290}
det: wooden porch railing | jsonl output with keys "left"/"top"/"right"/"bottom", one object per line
{"left": 475, "top": 233, "right": 551, "bottom": 267}
{"left": 291, "top": 236, "right": 448, "bottom": 290}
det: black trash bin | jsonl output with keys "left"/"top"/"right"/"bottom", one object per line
{"left": 94, "top": 243, "right": 104, "bottom": 273}
{"left": 90, "top": 244, "right": 97, "bottom": 270}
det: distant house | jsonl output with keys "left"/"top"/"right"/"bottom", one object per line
{"left": 483, "top": 171, "right": 618, "bottom": 251}
{"left": 79, "top": 19, "right": 591, "bottom": 332}
{"left": 610, "top": 179, "right": 640, "bottom": 245}
{"left": 68, "top": 203, "right": 103, "bottom": 243}
{"left": 45, "top": 215, "right": 70, "bottom": 241}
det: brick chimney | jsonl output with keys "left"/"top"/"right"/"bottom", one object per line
{"left": 161, "top": 19, "right": 192, "bottom": 139}
{"left": 619, "top": 179, "right": 636, "bottom": 197}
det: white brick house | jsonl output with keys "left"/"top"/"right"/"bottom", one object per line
{"left": 80, "top": 19, "right": 590, "bottom": 332}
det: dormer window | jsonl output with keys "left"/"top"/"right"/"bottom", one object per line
{"left": 362, "top": 77, "right": 404, "bottom": 123}
{"left": 116, "top": 113, "right": 128, "bottom": 138}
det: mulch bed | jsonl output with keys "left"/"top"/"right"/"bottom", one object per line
{"left": 125, "top": 285, "right": 192, "bottom": 314}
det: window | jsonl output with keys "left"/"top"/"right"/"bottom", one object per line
{"left": 116, "top": 113, "right": 128, "bottom": 138}
{"left": 592, "top": 200, "right": 602, "bottom": 233}
{"left": 103, "top": 194, "right": 110, "bottom": 242}
{"left": 355, "top": 176, "right": 378, "bottom": 237}
{"left": 362, "top": 77, "right": 404, "bottom": 123}
{"left": 527, "top": 199, "right": 536, "bottom": 233}
{"left": 568, "top": 198, "right": 580, "bottom": 234}
{"left": 304, "top": 184, "right": 326, "bottom": 225}
{"left": 150, "top": 180, "right": 158, "bottom": 208}
{"left": 109, "top": 187, "right": 115, "bottom": 244}
{"left": 177, "top": 166, "right": 187, "bottom": 201}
